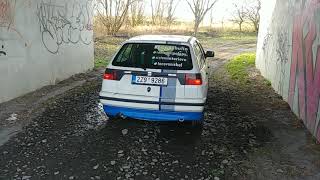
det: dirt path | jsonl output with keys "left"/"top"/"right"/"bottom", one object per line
{"left": 0, "top": 41, "right": 319, "bottom": 180}
{"left": 210, "top": 66, "right": 320, "bottom": 180}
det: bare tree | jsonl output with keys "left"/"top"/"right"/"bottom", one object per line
{"left": 220, "top": 17, "right": 225, "bottom": 30}
{"left": 151, "top": 0, "right": 166, "bottom": 25}
{"left": 166, "top": 0, "right": 180, "bottom": 27}
{"left": 209, "top": 8, "right": 214, "bottom": 27}
{"left": 246, "top": 0, "right": 261, "bottom": 33}
{"left": 130, "top": 0, "right": 145, "bottom": 27}
{"left": 230, "top": 3, "right": 246, "bottom": 32}
{"left": 186, "top": 0, "right": 219, "bottom": 36}
{"left": 96, "top": 0, "right": 136, "bottom": 35}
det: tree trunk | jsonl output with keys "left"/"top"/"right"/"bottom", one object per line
{"left": 254, "top": 22, "right": 259, "bottom": 33}
{"left": 194, "top": 21, "right": 200, "bottom": 37}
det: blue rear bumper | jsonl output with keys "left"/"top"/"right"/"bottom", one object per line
{"left": 103, "top": 105, "right": 203, "bottom": 122}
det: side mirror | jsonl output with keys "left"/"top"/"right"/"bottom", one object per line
{"left": 205, "top": 50, "right": 215, "bottom": 58}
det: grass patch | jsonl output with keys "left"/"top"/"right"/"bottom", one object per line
{"left": 226, "top": 53, "right": 256, "bottom": 84}
{"left": 219, "top": 31, "right": 257, "bottom": 41}
{"left": 94, "top": 57, "right": 109, "bottom": 68}
{"left": 264, "top": 79, "right": 272, "bottom": 87}
{"left": 94, "top": 36, "right": 125, "bottom": 69}
{"left": 196, "top": 31, "right": 257, "bottom": 50}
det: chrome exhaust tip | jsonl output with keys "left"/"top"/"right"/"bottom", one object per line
{"left": 119, "top": 113, "right": 127, "bottom": 119}
{"left": 178, "top": 118, "right": 185, "bottom": 122}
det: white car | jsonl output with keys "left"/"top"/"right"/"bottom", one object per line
{"left": 99, "top": 35, "right": 214, "bottom": 123}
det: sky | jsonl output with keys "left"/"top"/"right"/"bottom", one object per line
{"left": 175, "top": 0, "right": 236, "bottom": 23}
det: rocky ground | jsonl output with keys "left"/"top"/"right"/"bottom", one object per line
{"left": 1, "top": 42, "right": 320, "bottom": 180}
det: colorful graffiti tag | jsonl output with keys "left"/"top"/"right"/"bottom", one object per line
{"left": 288, "top": 0, "right": 320, "bottom": 139}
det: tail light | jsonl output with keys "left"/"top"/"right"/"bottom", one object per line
{"left": 185, "top": 73, "right": 202, "bottom": 85}
{"left": 103, "top": 70, "right": 117, "bottom": 80}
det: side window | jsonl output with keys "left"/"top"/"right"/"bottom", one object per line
{"left": 197, "top": 42, "right": 206, "bottom": 58}
{"left": 193, "top": 42, "right": 205, "bottom": 68}
{"left": 114, "top": 44, "right": 133, "bottom": 63}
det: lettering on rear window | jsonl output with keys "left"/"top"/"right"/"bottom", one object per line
{"left": 112, "top": 43, "right": 193, "bottom": 70}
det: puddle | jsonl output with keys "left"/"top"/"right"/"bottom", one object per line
{"left": 0, "top": 126, "right": 21, "bottom": 146}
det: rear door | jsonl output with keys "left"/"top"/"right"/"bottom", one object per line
{"left": 102, "top": 43, "right": 193, "bottom": 110}
{"left": 105, "top": 43, "right": 161, "bottom": 99}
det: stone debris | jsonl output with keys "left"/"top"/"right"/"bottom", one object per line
{"left": 6, "top": 113, "right": 18, "bottom": 122}
{"left": 0, "top": 59, "right": 278, "bottom": 179}
{"left": 121, "top": 129, "right": 128, "bottom": 135}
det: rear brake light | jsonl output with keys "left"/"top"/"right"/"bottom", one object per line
{"left": 185, "top": 74, "right": 202, "bottom": 85}
{"left": 103, "top": 70, "right": 117, "bottom": 80}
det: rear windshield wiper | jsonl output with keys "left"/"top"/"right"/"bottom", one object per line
{"left": 140, "top": 52, "right": 147, "bottom": 71}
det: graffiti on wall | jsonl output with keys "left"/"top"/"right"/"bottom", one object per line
{"left": 288, "top": 0, "right": 320, "bottom": 139}
{"left": 262, "top": 32, "right": 272, "bottom": 52}
{"left": 276, "top": 30, "right": 289, "bottom": 94}
{"left": 0, "top": 0, "right": 16, "bottom": 58}
{"left": 0, "top": 43, "right": 6, "bottom": 56}
{"left": 37, "top": 0, "right": 94, "bottom": 54}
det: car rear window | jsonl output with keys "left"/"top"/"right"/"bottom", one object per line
{"left": 112, "top": 43, "right": 193, "bottom": 70}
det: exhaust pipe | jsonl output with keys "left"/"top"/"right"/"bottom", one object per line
{"left": 119, "top": 113, "right": 127, "bottom": 119}
{"left": 178, "top": 118, "right": 185, "bottom": 122}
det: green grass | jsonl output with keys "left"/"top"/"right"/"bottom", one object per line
{"left": 226, "top": 53, "right": 256, "bottom": 84}
{"left": 196, "top": 31, "right": 257, "bottom": 51}
{"left": 94, "top": 57, "right": 109, "bottom": 68}
{"left": 94, "top": 36, "right": 126, "bottom": 69}
{"left": 264, "top": 79, "right": 272, "bottom": 87}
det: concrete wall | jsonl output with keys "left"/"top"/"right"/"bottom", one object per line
{"left": 0, "top": 0, "right": 94, "bottom": 103}
{"left": 256, "top": 0, "right": 320, "bottom": 141}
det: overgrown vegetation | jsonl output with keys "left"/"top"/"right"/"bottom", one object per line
{"left": 226, "top": 53, "right": 256, "bottom": 84}
{"left": 94, "top": 32, "right": 258, "bottom": 68}
{"left": 94, "top": 36, "right": 126, "bottom": 68}
{"left": 95, "top": 57, "right": 109, "bottom": 68}
{"left": 230, "top": 0, "right": 261, "bottom": 33}
{"left": 94, "top": 0, "right": 261, "bottom": 36}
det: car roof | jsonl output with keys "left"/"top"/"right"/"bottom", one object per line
{"left": 127, "top": 35, "right": 195, "bottom": 44}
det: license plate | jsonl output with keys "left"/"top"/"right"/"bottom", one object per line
{"left": 132, "top": 76, "right": 168, "bottom": 86}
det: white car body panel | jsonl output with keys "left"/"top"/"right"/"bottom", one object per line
{"left": 99, "top": 35, "right": 211, "bottom": 121}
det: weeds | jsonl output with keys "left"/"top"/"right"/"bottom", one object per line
{"left": 94, "top": 57, "right": 109, "bottom": 68}
{"left": 264, "top": 80, "right": 272, "bottom": 87}
{"left": 94, "top": 36, "right": 125, "bottom": 69}
{"left": 226, "top": 53, "right": 256, "bottom": 84}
